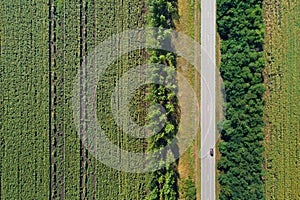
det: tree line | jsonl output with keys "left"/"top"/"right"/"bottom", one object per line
{"left": 145, "top": 0, "right": 179, "bottom": 199}
{"left": 217, "top": 0, "right": 265, "bottom": 199}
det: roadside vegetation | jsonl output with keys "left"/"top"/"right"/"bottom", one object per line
{"left": 145, "top": 0, "right": 180, "bottom": 199}
{"left": 217, "top": 0, "right": 266, "bottom": 199}
{"left": 175, "top": 0, "right": 200, "bottom": 199}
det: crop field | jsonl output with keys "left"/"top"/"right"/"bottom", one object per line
{"left": 0, "top": 0, "right": 147, "bottom": 199}
{"left": 0, "top": 1, "right": 50, "bottom": 199}
{"left": 263, "top": 0, "right": 300, "bottom": 199}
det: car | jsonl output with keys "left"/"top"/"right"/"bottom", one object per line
{"left": 209, "top": 148, "right": 214, "bottom": 156}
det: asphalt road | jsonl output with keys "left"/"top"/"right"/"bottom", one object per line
{"left": 200, "top": 0, "right": 216, "bottom": 199}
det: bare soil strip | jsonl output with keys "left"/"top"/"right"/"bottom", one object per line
{"left": 193, "top": 1, "right": 201, "bottom": 199}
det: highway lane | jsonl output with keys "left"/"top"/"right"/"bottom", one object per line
{"left": 200, "top": 0, "right": 216, "bottom": 199}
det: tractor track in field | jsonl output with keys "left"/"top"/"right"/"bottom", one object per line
{"left": 79, "top": 0, "right": 86, "bottom": 198}
{"left": 48, "top": 0, "right": 54, "bottom": 198}
{"left": 93, "top": 1, "right": 97, "bottom": 199}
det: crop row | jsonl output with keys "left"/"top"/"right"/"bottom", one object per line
{"left": 48, "top": 0, "right": 147, "bottom": 199}
{"left": 93, "top": 0, "right": 147, "bottom": 199}
{"left": 263, "top": 0, "right": 300, "bottom": 199}
{"left": 1, "top": 0, "right": 147, "bottom": 199}
{"left": 0, "top": 0, "right": 50, "bottom": 199}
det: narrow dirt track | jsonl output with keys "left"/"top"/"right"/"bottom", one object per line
{"left": 193, "top": 0, "right": 201, "bottom": 199}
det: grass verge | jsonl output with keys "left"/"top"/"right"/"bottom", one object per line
{"left": 175, "top": 0, "right": 201, "bottom": 199}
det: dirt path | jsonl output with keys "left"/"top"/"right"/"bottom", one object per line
{"left": 193, "top": 0, "right": 201, "bottom": 199}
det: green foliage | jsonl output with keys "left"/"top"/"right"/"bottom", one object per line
{"left": 181, "top": 177, "right": 196, "bottom": 200}
{"left": 217, "top": 0, "right": 265, "bottom": 199}
{"left": 145, "top": 0, "right": 180, "bottom": 199}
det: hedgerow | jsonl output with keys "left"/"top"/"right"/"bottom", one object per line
{"left": 217, "top": 0, "right": 265, "bottom": 199}
{"left": 145, "top": 0, "right": 180, "bottom": 199}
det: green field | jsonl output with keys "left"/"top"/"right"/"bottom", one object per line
{"left": 263, "top": 0, "right": 300, "bottom": 199}
{"left": 1, "top": 1, "right": 50, "bottom": 199}
{"left": 0, "top": 0, "right": 147, "bottom": 199}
